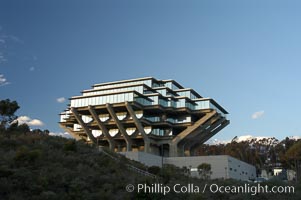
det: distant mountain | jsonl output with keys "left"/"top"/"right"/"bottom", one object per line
{"left": 207, "top": 135, "right": 300, "bottom": 145}
{"left": 287, "top": 136, "right": 301, "bottom": 140}
{"left": 49, "top": 131, "right": 73, "bottom": 138}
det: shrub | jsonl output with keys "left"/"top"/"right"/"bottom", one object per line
{"left": 63, "top": 140, "right": 77, "bottom": 152}
{"left": 14, "top": 146, "right": 41, "bottom": 163}
{"left": 148, "top": 166, "right": 161, "bottom": 175}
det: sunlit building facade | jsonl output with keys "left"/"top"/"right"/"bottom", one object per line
{"left": 59, "top": 77, "right": 229, "bottom": 157}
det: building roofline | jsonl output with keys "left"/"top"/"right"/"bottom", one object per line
{"left": 173, "top": 88, "right": 203, "bottom": 98}
{"left": 81, "top": 83, "right": 153, "bottom": 93}
{"left": 192, "top": 98, "right": 228, "bottom": 114}
{"left": 93, "top": 77, "right": 156, "bottom": 87}
{"left": 161, "top": 79, "right": 184, "bottom": 89}
{"left": 70, "top": 90, "right": 146, "bottom": 100}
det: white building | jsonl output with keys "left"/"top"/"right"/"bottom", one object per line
{"left": 121, "top": 152, "right": 256, "bottom": 181}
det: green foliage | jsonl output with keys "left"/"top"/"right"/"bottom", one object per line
{"left": 0, "top": 131, "right": 300, "bottom": 200}
{"left": 198, "top": 163, "right": 211, "bottom": 171}
{"left": 5, "top": 121, "right": 31, "bottom": 136}
{"left": 285, "top": 140, "right": 301, "bottom": 181}
{"left": 0, "top": 166, "right": 13, "bottom": 177}
{"left": 161, "top": 164, "right": 185, "bottom": 184}
{"left": 17, "top": 123, "right": 31, "bottom": 133}
{"left": 148, "top": 166, "right": 161, "bottom": 175}
{"left": 0, "top": 132, "right": 145, "bottom": 199}
{"left": 285, "top": 140, "right": 301, "bottom": 159}
{"left": 0, "top": 99, "right": 19, "bottom": 130}
{"left": 197, "top": 163, "right": 212, "bottom": 180}
{"left": 196, "top": 138, "right": 301, "bottom": 173}
{"left": 14, "top": 146, "right": 42, "bottom": 164}
{"left": 63, "top": 140, "right": 77, "bottom": 152}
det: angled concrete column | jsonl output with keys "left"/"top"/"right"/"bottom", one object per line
{"left": 190, "top": 117, "right": 227, "bottom": 148}
{"left": 190, "top": 119, "right": 230, "bottom": 155}
{"left": 59, "top": 124, "right": 82, "bottom": 140}
{"left": 184, "top": 115, "right": 224, "bottom": 154}
{"left": 88, "top": 106, "right": 115, "bottom": 151}
{"left": 181, "top": 114, "right": 221, "bottom": 156}
{"left": 106, "top": 103, "right": 132, "bottom": 151}
{"left": 172, "top": 110, "right": 217, "bottom": 145}
{"left": 186, "top": 118, "right": 225, "bottom": 155}
{"left": 197, "top": 119, "right": 230, "bottom": 145}
{"left": 71, "top": 107, "right": 97, "bottom": 144}
{"left": 125, "top": 102, "right": 151, "bottom": 153}
{"left": 169, "top": 110, "right": 217, "bottom": 157}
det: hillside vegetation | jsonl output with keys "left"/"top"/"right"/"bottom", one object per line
{"left": 0, "top": 99, "right": 300, "bottom": 199}
{"left": 0, "top": 132, "right": 300, "bottom": 200}
{"left": 0, "top": 132, "right": 155, "bottom": 199}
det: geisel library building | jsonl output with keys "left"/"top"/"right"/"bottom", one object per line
{"left": 60, "top": 77, "right": 256, "bottom": 181}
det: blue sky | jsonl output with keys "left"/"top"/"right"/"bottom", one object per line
{"left": 1, "top": 0, "right": 300, "bottom": 141}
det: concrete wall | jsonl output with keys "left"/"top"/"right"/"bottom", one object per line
{"left": 164, "top": 155, "right": 229, "bottom": 179}
{"left": 120, "top": 151, "right": 163, "bottom": 167}
{"left": 120, "top": 152, "right": 256, "bottom": 181}
{"left": 227, "top": 156, "right": 256, "bottom": 181}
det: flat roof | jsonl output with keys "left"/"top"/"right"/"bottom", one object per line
{"left": 82, "top": 83, "right": 153, "bottom": 93}
{"left": 93, "top": 77, "right": 156, "bottom": 87}
{"left": 192, "top": 98, "right": 228, "bottom": 114}
{"left": 70, "top": 90, "right": 144, "bottom": 100}
{"left": 161, "top": 79, "right": 184, "bottom": 89}
{"left": 173, "top": 88, "right": 202, "bottom": 98}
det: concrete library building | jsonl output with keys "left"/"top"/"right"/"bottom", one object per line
{"left": 59, "top": 77, "right": 255, "bottom": 181}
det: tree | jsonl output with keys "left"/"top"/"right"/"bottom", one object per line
{"left": 182, "top": 166, "right": 191, "bottom": 177}
{"left": 32, "top": 129, "right": 43, "bottom": 134}
{"left": 284, "top": 140, "right": 301, "bottom": 182}
{"left": 198, "top": 163, "right": 212, "bottom": 180}
{"left": 0, "top": 99, "right": 20, "bottom": 131}
{"left": 43, "top": 129, "right": 50, "bottom": 135}
{"left": 17, "top": 123, "right": 30, "bottom": 133}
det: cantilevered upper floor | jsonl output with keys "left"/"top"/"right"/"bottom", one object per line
{"left": 59, "top": 77, "right": 229, "bottom": 157}
{"left": 63, "top": 77, "right": 227, "bottom": 114}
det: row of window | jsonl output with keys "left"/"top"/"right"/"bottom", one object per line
{"left": 93, "top": 80, "right": 152, "bottom": 90}
{"left": 69, "top": 92, "right": 225, "bottom": 117}
{"left": 134, "top": 96, "right": 224, "bottom": 114}
{"left": 156, "top": 89, "right": 167, "bottom": 96}
{"left": 83, "top": 85, "right": 144, "bottom": 96}
{"left": 152, "top": 129, "right": 165, "bottom": 136}
{"left": 167, "top": 116, "right": 192, "bottom": 123}
{"left": 135, "top": 96, "right": 209, "bottom": 111}
{"left": 145, "top": 116, "right": 161, "bottom": 122}
{"left": 145, "top": 116, "right": 191, "bottom": 124}
{"left": 176, "top": 91, "right": 198, "bottom": 99}
{"left": 134, "top": 97, "right": 152, "bottom": 106}
{"left": 165, "top": 82, "right": 180, "bottom": 90}
{"left": 70, "top": 92, "right": 134, "bottom": 107}
{"left": 196, "top": 101, "right": 227, "bottom": 117}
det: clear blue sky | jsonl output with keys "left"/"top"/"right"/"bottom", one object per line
{"left": 1, "top": 0, "right": 300, "bottom": 141}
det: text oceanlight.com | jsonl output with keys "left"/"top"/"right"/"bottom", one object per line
{"left": 125, "top": 183, "right": 295, "bottom": 195}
